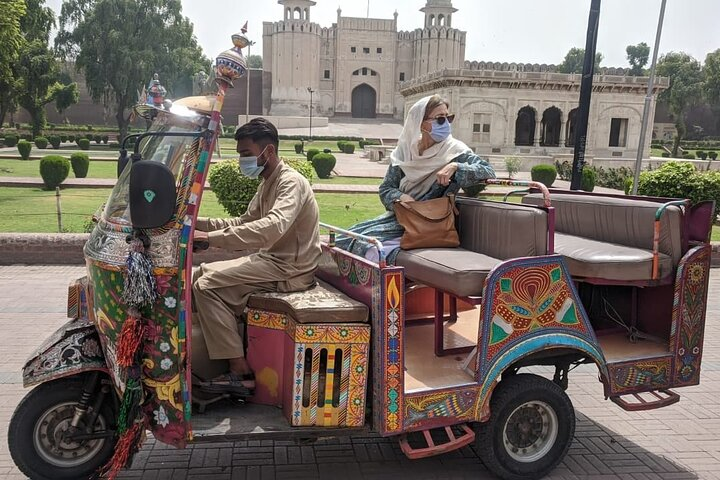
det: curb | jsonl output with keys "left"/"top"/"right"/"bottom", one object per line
{"left": 2, "top": 233, "right": 718, "bottom": 268}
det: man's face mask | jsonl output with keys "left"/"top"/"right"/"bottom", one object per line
{"left": 238, "top": 145, "right": 268, "bottom": 178}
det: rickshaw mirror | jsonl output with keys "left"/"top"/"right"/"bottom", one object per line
{"left": 129, "top": 160, "right": 177, "bottom": 229}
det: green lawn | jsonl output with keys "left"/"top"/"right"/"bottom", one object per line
{"left": 0, "top": 159, "right": 118, "bottom": 179}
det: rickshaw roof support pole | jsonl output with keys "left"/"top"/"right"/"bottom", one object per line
{"left": 569, "top": 0, "right": 601, "bottom": 191}
{"left": 631, "top": 0, "right": 667, "bottom": 195}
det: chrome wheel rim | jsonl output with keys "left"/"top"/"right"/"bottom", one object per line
{"left": 502, "top": 400, "right": 558, "bottom": 463}
{"left": 33, "top": 401, "right": 107, "bottom": 468}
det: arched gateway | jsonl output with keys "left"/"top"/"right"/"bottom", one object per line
{"left": 351, "top": 84, "right": 377, "bottom": 118}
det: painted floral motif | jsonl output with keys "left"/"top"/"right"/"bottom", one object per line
{"left": 160, "top": 358, "right": 173, "bottom": 371}
{"left": 164, "top": 296, "right": 177, "bottom": 309}
{"left": 81, "top": 338, "right": 101, "bottom": 357}
{"left": 154, "top": 405, "right": 169, "bottom": 428}
{"left": 159, "top": 342, "right": 171, "bottom": 353}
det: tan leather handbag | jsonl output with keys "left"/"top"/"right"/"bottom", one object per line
{"left": 394, "top": 195, "right": 460, "bottom": 250}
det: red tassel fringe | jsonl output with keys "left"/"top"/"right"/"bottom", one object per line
{"left": 101, "top": 422, "right": 143, "bottom": 480}
{"left": 116, "top": 315, "right": 143, "bottom": 367}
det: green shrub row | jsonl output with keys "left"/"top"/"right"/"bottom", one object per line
{"left": 638, "top": 162, "right": 720, "bottom": 219}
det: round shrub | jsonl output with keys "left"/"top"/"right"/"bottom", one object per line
{"left": 21, "top": 133, "right": 32, "bottom": 141}
{"left": 17, "top": 140, "right": 32, "bottom": 160}
{"left": 34, "top": 136, "right": 48, "bottom": 149}
{"left": 342, "top": 143, "right": 356, "bottom": 154}
{"left": 581, "top": 167, "right": 596, "bottom": 192}
{"left": 60, "top": 134, "right": 68, "bottom": 143}
{"left": 294, "top": 143, "right": 303, "bottom": 154}
{"left": 102, "top": 134, "right": 109, "bottom": 144}
{"left": 639, "top": 161, "right": 720, "bottom": 219}
{"left": 697, "top": 150, "right": 708, "bottom": 160}
{"left": 94, "top": 134, "right": 102, "bottom": 144}
{"left": 710, "top": 151, "right": 718, "bottom": 160}
{"left": 68, "top": 134, "right": 75, "bottom": 143}
{"left": 311, "top": 152, "right": 336, "bottom": 179}
{"left": 4, "top": 134, "right": 18, "bottom": 148}
{"left": 323, "top": 148, "right": 331, "bottom": 154}
{"left": 39, "top": 155, "right": 70, "bottom": 189}
{"left": 530, "top": 164, "right": 557, "bottom": 188}
{"left": 77, "top": 138, "right": 90, "bottom": 150}
{"left": 337, "top": 140, "right": 347, "bottom": 152}
{"left": 209, "top": 158, "right": 313, "bottom": 217}
{"left": 682, "top": 152, "right": 696, "bottom": 159}
{"left": 306, "top": 148, "right": 320, "bottom": 162}
{"left": 48, "top": 135, "right": 61, "bottom": 149}
{"left": 70, "top": 152, "right": 90, "bottom": 178}
{"left": 661, "top": 152, "right": 670, "bottom": 158}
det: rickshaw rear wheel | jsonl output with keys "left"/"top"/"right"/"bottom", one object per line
{"left": 8, "top": 375, "right": 118, "bottom": 480}
{"left": 475, "top": 373, "right": 574, "bottom": 480}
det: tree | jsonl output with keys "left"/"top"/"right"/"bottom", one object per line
{"left": 703, "top": 49, "right": 720, "bottom": 135}
{"left": 0, "top": 0, "right": 26, "bottom": 127}
{"left": 656, "top": 52, "right": 703, "bottom": 156}
{"left": 57, "top": 0, "right": 211, "bottom": 141}
{"left": 12, "top": 0, "right": 79, "bottom": 136}
{"left": 247, "top": 55, "right": 263, "bottom": 69}
{"left": 558, "top": 47, "right": 603, "bottom": 74}
{"left": 626, "top": 42, "right": 650, "bottom": 76}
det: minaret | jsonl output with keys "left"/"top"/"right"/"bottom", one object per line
{"left": 278, "top": 0, "right": 316, "bottom": 21}
{"left": 420, "top": 0, "right": 458, "bottom": 28}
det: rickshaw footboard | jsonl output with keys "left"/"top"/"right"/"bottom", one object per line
{"left": 399, "top": 424, "right": 475, "bottom": 459}
{"left": 610, "top": 389, "right": 680, "bottom": 411}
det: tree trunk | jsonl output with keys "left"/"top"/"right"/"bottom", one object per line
{"left": 116, "top": 103, "right": 129, "bottom": 144}
{"left": 0, "top": 105, "right": 7, "bottom": 129}
{"left": 29, "top": 105, "right": 46, "bottom": 138}
{"left": 672, "top": 116, "right": 686, "bottom": 157}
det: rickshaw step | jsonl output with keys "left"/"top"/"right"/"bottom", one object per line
{"left": 610, "top": 389, "right": 680, "bottom": 411}
{"left": 399, "top": 424, "right": 475, "bottom": 459}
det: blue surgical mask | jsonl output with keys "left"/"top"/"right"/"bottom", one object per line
{"left": 238, "top": 146, "right": 267, "bottom": 178}
{"left": 430, "top": 119, "right": 451, "bottom": 142}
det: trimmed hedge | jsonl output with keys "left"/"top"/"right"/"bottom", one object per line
{"left": 638, "top": 161, "right": 720, "bottom": 219}
{"left": 77, "top": 138, "right": 90, "bottom": 150}
{"left": 311, "top": 153, "right": 336, "bottom": 179}
{"left": 4, "top": 134, "right": 18, "bottom": 148}
{"left": 34, "top": 136, "right": 48, "bottom": 149}
{"left": 17, "top": 140, "right": 32, "bottom": 160}
{"left": 48, "top": 135, "right": 61, "bottom": 149}
{"left": 530, "top": 164, "right": 557, "bottom": 188}
{"left": 209, "top": 158, "right": 313, "bottom": 217}
{"left": 294, "top": 143, "right": 303, "bottom": 154}
{"left": 39, "top": 155, "right": 70, "bottom": 189}
{"left": 710, "top": 151, "right": 718, "bottom": 160}
{"left": 342, "top": 143, "right": 355, "bottom": 154}
{"left": 70, "top": 153, "right": 90, "bottom": 178}
{"left": 581, "top": 168, "right": 596, "bottom": 192}
{"left": 306, "top": 148, "right": 320, "bottom": 162}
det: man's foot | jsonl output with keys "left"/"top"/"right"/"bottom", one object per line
{"left": 197, "top": 372, "right": 255, "bottom": 397}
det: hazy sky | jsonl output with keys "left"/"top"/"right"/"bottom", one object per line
{"left": 44, "top": 0, "right": 719, "bottom": 67}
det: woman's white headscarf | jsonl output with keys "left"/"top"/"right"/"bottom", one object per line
{"left": 390, "top": 95, "right": 471, "bottom": 198}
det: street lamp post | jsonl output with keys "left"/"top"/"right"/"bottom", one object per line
{"left": 307, "top": 87, "right": 315, "bottom": 143}
{"left": 245, "top": 40, "right": 256, "bottom": 124}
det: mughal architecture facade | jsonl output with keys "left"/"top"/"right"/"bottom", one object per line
{"left": 261, "top": 0, "right": 667, "bottom": 159}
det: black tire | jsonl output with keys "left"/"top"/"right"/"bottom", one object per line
{"left": 8, "top": 375, "right": 118, "bottom": 480}
{"left": 475, "top": 373, "right": 575, "bottom": 480}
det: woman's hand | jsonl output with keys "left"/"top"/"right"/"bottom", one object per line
{"left": 436, "top": 163, "right": 458, "bottom": 186}
{"left": 398, "top": 194, "right": 414, "bottom": 203}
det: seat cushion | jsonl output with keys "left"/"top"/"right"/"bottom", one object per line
{"left": 396, "top": 248, "right": 502, "bottom": 297}
{"left": 247, "top": 279, "right": 368, "bottom": 324}
{"left": 554, "top": 233, "right": 673, "bottom": 281}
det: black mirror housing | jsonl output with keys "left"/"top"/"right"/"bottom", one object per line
{"left": 129, "top": 160, "right": 177, "bottom": 229}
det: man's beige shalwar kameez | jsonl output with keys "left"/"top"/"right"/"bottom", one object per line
{"left": 193, "top": 162, "right": 321, "bottom": 360}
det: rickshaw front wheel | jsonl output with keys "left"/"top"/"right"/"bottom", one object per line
{"left": 8, "top": 375, "right": 118, "bottom": 480}
{"left": 475, "top": 373, "right": 575, "bottom": 480}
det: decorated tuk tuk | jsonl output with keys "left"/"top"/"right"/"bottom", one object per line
{"left": 8, "top": 33, "right": 715, "bottom": 480}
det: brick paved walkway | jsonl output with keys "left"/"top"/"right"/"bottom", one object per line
{"left": 1, "top": 266, "right": 719, "bottom": 479}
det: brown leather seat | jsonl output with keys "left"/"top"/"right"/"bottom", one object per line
{"left": 247, "top": 279, "right": 369, "bottom": 324}
{"left": 554, "top": 233, "right": 674, "bottom": 281}
{"left": 522, "top": 193, "right": 683, "bottom": 281}
{"left": 396, "top": 248, "right": 501, "bottom": 297}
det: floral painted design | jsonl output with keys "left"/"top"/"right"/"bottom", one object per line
{"left": 160, "top": 358, "right": 173, "bottom": 371}
{"left": 164, "top": 296, "right": 177, "bottom": 309}
{"left": 159, "top": 342, "right": 171, "bottom": 353}
{"left": 154, "top": 405, "right": 169, "bottom": 428}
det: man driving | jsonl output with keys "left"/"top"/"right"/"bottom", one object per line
{"left": 192, "top": 117, "right": 321, "bottom": 396}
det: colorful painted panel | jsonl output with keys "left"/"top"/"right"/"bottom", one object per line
{"left": 404, "top": 386, "right": 482, "bottom": 431}
{"left": 247, "top": 308, "right": 288, "bottom": 330}
{"left": 478, "top": 256, "right": 606, "bottom": 399}
{"left": 87, "top": 261, "right": 188, "bottom": 448}
{"left": 670, "top": 245, "right": 711, "bottom": 387}
{"left": 285, "top": 316, "right": 370, "bottom": 428}
{"left": 316, "top": 246, "right": 375, "bottom": 307}
{"left": 608, "top": 358, "right": 672, "bottom": 395}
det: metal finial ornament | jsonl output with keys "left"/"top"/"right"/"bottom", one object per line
{"left": 215, "top": 27, "right": 250, "bottom": 87}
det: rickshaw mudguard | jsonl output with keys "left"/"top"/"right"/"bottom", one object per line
{"left": 22, "top": 316, "right": 108, "bottom": 388}
{"left": 475, "top": 255, "right": 609, "bottom": 407}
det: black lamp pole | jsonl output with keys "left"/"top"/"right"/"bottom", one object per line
{"left": 307, "top": 87, "right": 315, "bottom": 143}
{"left": 570, "top": 0, "right": 601, "bottom": 190}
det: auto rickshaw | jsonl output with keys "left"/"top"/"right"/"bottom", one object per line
{"left": 8, "top": 33, "right": 715, "bottom": 480}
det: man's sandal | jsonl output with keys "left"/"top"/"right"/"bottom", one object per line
{"left": 197, "top": 372, "right": 255, "bottom": 397}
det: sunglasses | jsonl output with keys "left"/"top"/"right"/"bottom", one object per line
{"left": 426, "top": 114, "right": 455, "bottom": 125}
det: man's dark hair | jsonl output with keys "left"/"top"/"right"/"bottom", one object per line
{"left": 234, "top": 117, "right": 279, "bottom": 152}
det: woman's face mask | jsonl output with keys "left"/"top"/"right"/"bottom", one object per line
{"left": 429, "top": 118, "right": 451, "bottom": 142}
{"left": 238, "top": 146, "right": 268, "bottom": 178}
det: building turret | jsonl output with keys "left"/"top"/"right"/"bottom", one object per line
{"left": 420, "top": 0, "right": 458, "bottom": 28}
{"left": 279, "top": 0, "right": 316, "bottom": 21}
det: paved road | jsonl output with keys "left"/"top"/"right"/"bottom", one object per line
{"left": 1, "top": 265, "right": 719, "bottom": 479}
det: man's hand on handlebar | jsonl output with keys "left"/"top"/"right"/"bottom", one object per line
{"left": 193, "top": 230, "right": 210, "bottom": 252}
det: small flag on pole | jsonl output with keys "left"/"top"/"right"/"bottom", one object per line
{"left": 241, "top": 21, "right": 248, "bottom": 34}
